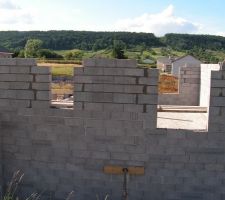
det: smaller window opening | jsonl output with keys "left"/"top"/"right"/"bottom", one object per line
{"left": 49, "top": 63, "right": 75, "bottom": 109}
{"left": 158, "top": 73, "right": 179, "bottom": 94}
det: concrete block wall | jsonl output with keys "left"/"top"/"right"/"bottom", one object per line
{"left": 158, "top": 66, "right": 200, "bottom": 105}
{"left": 1, "top": 58, "right": 225, "bottom": 200}
{"left": 74, "top": 58, "right": 159, "bottom": 129}
{"left": 208, "top": 62, "right": 225, "bottom": 132}
{"left": 200, "top": 64, "right": 220, "bottom": 130}
{"left": 0, "top": 58, "right": 51, "bottom": 110}
{"left": 0, "top": 127, "right": 2, "bottom": 198}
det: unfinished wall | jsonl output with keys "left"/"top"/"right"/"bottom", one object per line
{"left": 0, "top": 125, "right": 2, "bottom": 198}
{"left": 1, "top": 58, "right": 225, "bottom": 200}
{"left": 158, "top": 66, "right": 200, "bottom": 105}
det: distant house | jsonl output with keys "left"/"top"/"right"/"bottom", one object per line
{"left": 0, "top": 46, "right": 13, "bottom": 58}
{"left": 142, "top": 59, "right": 155, "bottom": 64}
{"left": 157, "top": 55, "right": 202, "bottom": 76}
{"left": 171, "top": 55, "right": 202, "bottom": 76}
{"left": 157, "top": 56, "right": 176, "bottom": 73}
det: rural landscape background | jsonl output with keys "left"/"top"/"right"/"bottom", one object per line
{"left": 1, "top": 30, "right": 225, "bottom": 96}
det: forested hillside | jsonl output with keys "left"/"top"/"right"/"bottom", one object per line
{"left": 0, "top": 31, "right": 162, "bottom": 51}
{"left": 1, "top": 31, "right": 225, "bottom": 63}
{"left": 162, "top": 33, "right": 225, "bottom": 50}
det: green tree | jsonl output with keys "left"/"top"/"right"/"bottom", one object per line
{"left": 37, "top": 49, "right": 63, "bottom": 59}
{"left": 112, "top": 40, "right": 127, "bottom": 59}
{"left": 24, "top": 39, "right": 43, "bottom": 58}
{"left": 64, "top": 50, "right": 84, "bottom": 60}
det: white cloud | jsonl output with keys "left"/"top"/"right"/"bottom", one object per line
{"left": 114, "top": 5, "right": 201, "bottom": 36}
{"left": 0, "top": 0, "right": 19, "bottom": 9}
{"left": 215, "top": 32, "right": 225, "bottom": 37}
{"left": 0, "top": 0, "right": 35, "bottom": 30}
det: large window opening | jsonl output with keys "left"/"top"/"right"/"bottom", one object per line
{"left": 157, "top": 69, "right": 208, "bottom": 131}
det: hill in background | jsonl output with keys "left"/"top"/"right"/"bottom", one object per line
{"left": 1, "top": 31, "right": 225, "bottom": 63}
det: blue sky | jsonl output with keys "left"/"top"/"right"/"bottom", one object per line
{"left": 0, "top": 0, "right": 225, "bottom": 36}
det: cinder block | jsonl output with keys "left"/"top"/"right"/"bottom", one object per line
{"left": 103, "top": 68, "right": 124, "bottom": 76}
{"left": 36, "top": 91, "right": 50, "bottom": 100}
{"left": 147, "top": 68, "right": 159, "bottom": 77}
{"left": 123, "top": 85, "right": 143, "bottom": 94}
{"left": 91, "top": 92, "right": 113, "bottom": 103}
{"left": 74, "top": 84, "right": 83, "bottom": 92}
{"left": 0, "top": 66, "right": 10, "bottom": 73}
{"left": 210, "top": 88, "right": 222, "bottom": 97}
{"left": 10, "top": 66, "right": 30, "bottom": 74}
{"left": 138, "top": 94, "right": 158, "bottom": 104}
{"left": 74, "top": 102, "right": 83, "bottom": 110}
{"left": 0, "top": 74, "right": 33, "bottom": 82}
{"left": 31, "top": 100, "right": 50, "bottom": 109}
{"left": 103, "top": 103, "right": 124, "bottom": 111}
{"left": 85, "top": 119, "right": 104, "bottom": 128}
{"left": 64, "top": 117, "right": 84, "bottom": 126}
{"left": 113, "top": 93, "right": 136, "bottom": 103}
{"left": 146, "top": 86, "right": 158, "bottom": 94}
{"left": 32, "top": 83, "right": 50, "bottom": 90}
{"left": 0, "top": 58, "right": 16, "bottom": 66}
{"left": 31, "top": 66, "right": 50, "bottom": 74}
{"left": 84, "top": 102, "right": 104, "bottom": 111}
{"left": 84, "top": 84, "right": 104, "bottom": 92}
{"left": 110, "top": 152, "right": 130, "bottom": 161}
{"left": 35, "top": 75, "right": 51, "bottom": 82}
{"left": 96, "top": 58, "right": 116, "bottom": 67}
{"left": 91, "top": 151, "right": 110, "bottom": 159}
{"left": 211, "top": 97, "right": 225, "bottom": 106}
{"left": 0, "top": 99, "right": 31, "bottom": 108}
{"left": 83, "top": 58, "right": 96, "bottom": 67}
{"left": 124, "top": 104, "right": 143, "bottom": 112}
{"left": 103, "top": 84, "right": 124, "bottom": 93}
{"left": 74, "top": 67, "right": 84, "bottom": 75}
{"left": 124, "top": 68, "right": 144, "bottom": 76}
{"left": 139, "top": 77, "right": 158, "bottom": 85}
{"left": 211, "top": 80, "right": 225, "bottom": 88}
{"left": 114, "top": 77, "right": 136, "bottom": 84}
{"left": 116, "top": 59, "right": 137, "bottom": 68}
{"left": 0, "top": 82, "right": 30, "bottom": 90}
{"left": 84, "top": 67, "right": 104, "bottom": 75}
{"left": 16, "top": 58, "right": 36, "bottom": 66}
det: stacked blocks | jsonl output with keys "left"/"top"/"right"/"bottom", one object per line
{"left": 0, "top": 58, "right": 51, "bottom": 109}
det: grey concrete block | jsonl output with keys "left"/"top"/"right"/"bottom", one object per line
{"left": 31, "top": 66, "right": 50, "bottom": 74}
{"left": 84, "top": 102, "right": 104, "bottom": 111}
{"left": 116, "top": 59, "right": 137, "bottom": 68}
{"left": 147, "top": 68, "right": 159, "bottom": 77}
{"left": 139, "top": 77, "right": 158, "bottom": 85}
{"left": 10, "top": 66, "right": 30, "bottom": 74}
{"left": 211, "top": 80, "right": 225, "bottom": 88}
{"left": 114, "top": 77, "right": 136, "bottom": 84}
{"left": 91, "top": 151, "right": 110, "bottom": 159}
{"left": 0, "top": 66, "right": 10, "bottom": 73}
{"left": 35, "top": 75, "right": 51, "bottom": 82}
{"left": 0, "top": 58, "right": 16, "bottom": 66}
{"left": 123, "top": 85, "right": 143, "bottom": 93}
{"left": 16, "top": 58, "right": 36, "bottom": 66}
{"left": 110, "top": 152, "right": 130, "bottom": 160}
{"left": 36, "top": 91, "right": 50, "bottom": 100}
{"left": 84, "top": 67, "right": 104, "bottom": 75}
{"left": 138, "top": 94, "right": 158, "bottom": 104}
{"left": 0, "top": 74, "right": 33, "bottom": 82}
{"left": 113, "top": 93, "right": 136, "bottom": 103}
{"left": 0, "top": 82, "right": 30, "bottom": 90}
{"left": 32, "top": 83, "right": 50, "bottom": 90}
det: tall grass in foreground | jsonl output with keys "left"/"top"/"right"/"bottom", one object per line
{"left": 2, "top": 171, "right": 109, "bottom": 200}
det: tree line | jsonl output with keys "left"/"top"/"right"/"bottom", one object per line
{"left": 0, "top": 31, "right": 162, "bottom": 51}
{"left": 1, "top": 31, "right": 225, "bottom": 62}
